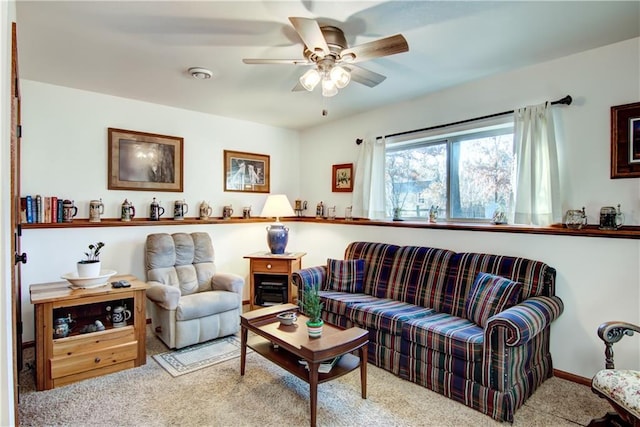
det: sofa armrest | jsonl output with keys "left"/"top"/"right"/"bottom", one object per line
{"left": 486, "top": 295, "right": 564, "bottom": 346}
{"left": 211, "top": 272, "right": 244, "bottom": 295}
{"left": 292, "top": 266, "right": 327, "bottom": 291}
{"left": 146, "top": 282, "right": 181, "bottom": 310}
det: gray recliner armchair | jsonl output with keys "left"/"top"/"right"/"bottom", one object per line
{"left": 145, "top": 232, "right": 244, "bottom": 349}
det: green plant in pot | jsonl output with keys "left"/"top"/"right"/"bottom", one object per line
{"left": 302, "top": 284, "right": 324, "bottom": 338}
{"left": 77, "top": 242, "right": 104, "bottom": 278}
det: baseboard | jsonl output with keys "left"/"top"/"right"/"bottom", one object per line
{"left": 554, "top": 369, "right": 591, "bottom": 386}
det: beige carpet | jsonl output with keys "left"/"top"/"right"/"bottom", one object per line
{"left": 18, "top": 327, "right": 611, "bottom": 426}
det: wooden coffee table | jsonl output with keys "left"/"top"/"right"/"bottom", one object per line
{"left": 240, "top": 303, "right": 369, "bottom": 427}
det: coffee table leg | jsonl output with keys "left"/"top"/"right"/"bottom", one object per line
{"left": 240, "top": 326, "right": 247, "bottom": 376}
{"left": 308, "top": 361, "right": 319, "bottom": 427}
{"left": 360, "top": 344, "right": 368, "bottom": 399}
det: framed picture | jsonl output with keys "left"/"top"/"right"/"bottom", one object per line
{"left": 223, "top": 150, "right": 270, "bottom": 193}
{"left": 108, "top": 128, "right": 183, "bottom": 191}
{"left": 332, "top": 163, "right": 353, "bottom": 192}
{"left": 611, "top": 102, "right": 640, "bottom": 178}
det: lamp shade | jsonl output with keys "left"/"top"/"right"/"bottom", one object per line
{"left": 260, "top": 194, "right": 295, "bottom": 221}
{"left": 260, "top": 195, "right": 295, "bottom": 254}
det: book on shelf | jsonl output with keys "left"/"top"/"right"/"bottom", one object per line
{"left": 25, "top": 195, "right": 33, "bottom": 223}
{"left": 35, "top": 195, "right": 42, "bottom": 223}
{"left": 298, "top": 356, "right": 342, "bottom": 374}
{"left": 19, "top": 197, "right": 27, "bottom": 223}
{"left": 44, "top": 197, "right": 51, "bottom": 223}
{"left": 56, "top": 199, "right": 63, "bottom": 223}
{"left": 51, "top": 196, "right": 58, "bottom": 223}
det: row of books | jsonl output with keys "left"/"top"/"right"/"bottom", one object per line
{"left": 20, "top": 195, "right": 68, "bottom": 224}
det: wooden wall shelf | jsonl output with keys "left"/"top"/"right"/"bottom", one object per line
{"left": 21, "top": 216, "right": 640, "bottom": 239}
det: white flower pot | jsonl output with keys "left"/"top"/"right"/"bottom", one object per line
{"left": 77, "top": 261, "right": 101, "bottom": 278}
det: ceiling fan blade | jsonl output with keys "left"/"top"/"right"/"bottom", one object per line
{"left": 340, "top": 34, "right": 409, "bottom": 63}
{"left": 291, "top": 81, "right": 306, "bottom": 92}
{"left": 344, "top": 65, "right": 387, "bottom": 88}
{"left": 288, "top": 17, "right": 330, "bottom": 56}
{"left": 243, "top": 58, "right": 310, "bottom": 65}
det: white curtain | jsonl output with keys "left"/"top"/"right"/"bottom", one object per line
{"left": 352, "top": 137, "right": 386, "bottom": 219}
{"left": 512, "top": 102, "right": 561, "bottom": 226}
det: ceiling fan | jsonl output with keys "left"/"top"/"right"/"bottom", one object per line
{"left": 243, "top": 17, "right": 409, "bottom": 97}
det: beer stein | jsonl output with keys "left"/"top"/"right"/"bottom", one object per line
{"left": 316, "top": 201, "right": 324, "bottom": 219}
{"left": 564, "top": 207, "right": 587, "bottom": 230}
{"left": 599, "top": 204, "right": 624, "bottom": 230}
{"left": 327, "top": 206, "right": 336, "bottom": 220}
{"left": 62, "top": 200, "right": 78, "bottom": 223}
{"left": 222, "top": 205, "right": 233, "bottom": 220}
{"left": 121, "top": 199, "right": 135, "bottom": 221}
{"left": 106, "top": 305, "right": 131, "bottom": 328}
{"left": 345, "top": 206, "right": 353, "bottom": 221}
{"left": 242, "top": 206, "right": 252, "bottom": 219}
{"left": 89, "top": 199, "right": 104, "bottom": 223}
{"left": 429, "top": 205, "right": 439, "bottom": 223}
{"left": 199, "top": 201, "right": 213, "bottom": 220}
{"left": 150, "top": 197, "right": 165, "bottom": 221}
{"left": 174, "top": 200, "right": 188, "bottom": 220}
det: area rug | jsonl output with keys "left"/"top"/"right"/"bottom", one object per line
{"left": 152, "top": 335, "right": 251, "bottom": 377}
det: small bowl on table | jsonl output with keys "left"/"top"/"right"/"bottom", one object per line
{"left": 276, "top": 312, "right": 298, "bottom": 326}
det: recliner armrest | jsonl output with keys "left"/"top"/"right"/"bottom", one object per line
{"left": 146, "top": 282, "right": 181, "bottom": 310}
{"left": 211, "top": 272, "right": 244, "bottom": 295}
{"left": 486, "top": 295, "right": 564, "bottom": 346}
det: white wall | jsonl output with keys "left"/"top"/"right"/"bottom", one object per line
{"left": 297, "top": 38, "right": 640, "bottom": 379}
{"left": 14, "top": 37, "right": 640, "bottom": 391}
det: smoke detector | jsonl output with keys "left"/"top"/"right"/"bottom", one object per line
{"left": 188, "top": 67, "right": 213, "bottom": 80}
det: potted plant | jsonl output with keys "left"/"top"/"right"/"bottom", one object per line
{"left": 302, "top": 284, "right": 324, "bottom": 338}
{"left": 77, "top": 241, "right": 104, "bottom": 278}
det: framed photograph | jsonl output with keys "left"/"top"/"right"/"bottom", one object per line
{"left": 108, "top": 128, "right": 183, "bottom": 191}
{"left": 332, "top": 163, "right": 353, "bottom": 192}
{"left": 611, "top": 102, "right": 640, "bottom": 178}
{"left": 224, "top": 150, "right": 270, "bottom": 193}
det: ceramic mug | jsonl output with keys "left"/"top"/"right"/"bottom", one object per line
{"left": 174, "top": 200, "right": 188, "bottom": 220}
{"left": 108, "top": 306, "right": 131, "bottom": 328}
{"left": 199, "top": 202, "right": 213, "bottom": 220}
{"left": 62, "top": 200, "right": 78, "bottom": 223}
{"left": 222, "top": 205, "right": 233, "bottom": 219}
{"left": 89, "top": 199, "right": 104, "bottom": 223}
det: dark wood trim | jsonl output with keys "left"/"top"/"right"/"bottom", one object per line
{"left": 22, "top": 217, "right": 274, "bottom": 228}
{"left": 554, "top": 369, "right": 592, "bottom": 387}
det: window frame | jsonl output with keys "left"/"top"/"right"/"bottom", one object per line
{"left": 384, "top": 117, "right": 515, "bottom": 222}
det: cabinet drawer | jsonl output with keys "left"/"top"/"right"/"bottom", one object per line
{"left": 52, "top": 326, "right": 135, "bottom": 357}
{"left": 252, "top": 259, "right": 290, "bottom": 273}
{"left": 50, "top": 341, "right": 138, "bottom": 379}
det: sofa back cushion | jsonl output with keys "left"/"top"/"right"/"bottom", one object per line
{"left": 146, "top": 232, "right": 216, "bottom": 296}
{"left": 385, "top": 245, "right": 456, "bottom": 310}
{"left": 344, "top": 242, "right": 399, "bottom": 297}
{"left": 444, "top": 252, "right": 555, "bottom": 318}
{"left": 325, "top": 258, "right": 365, "bottom": 293}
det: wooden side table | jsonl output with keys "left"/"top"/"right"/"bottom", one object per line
{"left": 244, "top": 252, "right": 306, "bottom": 310}
{"left": 30, "top": 274, "right": 149, "bottom": 390}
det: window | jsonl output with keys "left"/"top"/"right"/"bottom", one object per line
{"left": 385, "top": 118, "right": 514, "bottom": 221}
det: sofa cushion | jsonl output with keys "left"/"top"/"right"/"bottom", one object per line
{"left": 465, "top": 273, "right": 522, "bottom": 327}
{"left": 402, "top": 313, "right": 484, "bottom": 362}
{"left": 385, "top": 245, "right": 455, "bottom": 310}
{"left": 319, "top": 290, "right": 380, "bottom": 317}
{"left": 347, "top": 299, "right": 435, "bottom": 336}
{"left": 442, "top": 252, "right": 554, "bottom": 318}
{"left": 344, "top": 242, "right": 400, "bottom": 297}
{"left": 176, "top": 290, "right": 240, "bottom": 321}
{"left": 592, "top": 369, "right": 640, "bottom": 420}
{"left": 325, "top": 258, "right": 365, "bottom": 292}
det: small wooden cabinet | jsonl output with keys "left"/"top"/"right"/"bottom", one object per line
{"left": 29, "top": 274, "right": 149, "bottom": 390}
{"left": 244, "top": 252, "right": 305, "bottom": 310}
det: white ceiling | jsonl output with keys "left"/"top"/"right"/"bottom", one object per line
{"left": 15, "top": 1, "right": 640, "bottom": 131}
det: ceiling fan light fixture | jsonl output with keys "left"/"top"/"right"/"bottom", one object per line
{"left": 188, "top": 67, "right": 213, "bottom": 80}
{"left": 321, "top": 77, "right": 338, "bottom": 97}
{"left": 330, "top": 65, "right": 351, "bottom": 89}
{"left": 299, "top": 68, "right": 321, "bottom": 91}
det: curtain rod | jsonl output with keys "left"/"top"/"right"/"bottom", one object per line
{"left": 362, "top": 95, "right": 572, "bottom": 144}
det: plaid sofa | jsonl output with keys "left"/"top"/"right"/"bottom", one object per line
{"left": 292, "top": 241, "right": 564, "bottom": 422}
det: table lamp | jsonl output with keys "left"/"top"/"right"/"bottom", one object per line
{"left": 260, "top": 194, "right": 295, "bottom": 254}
